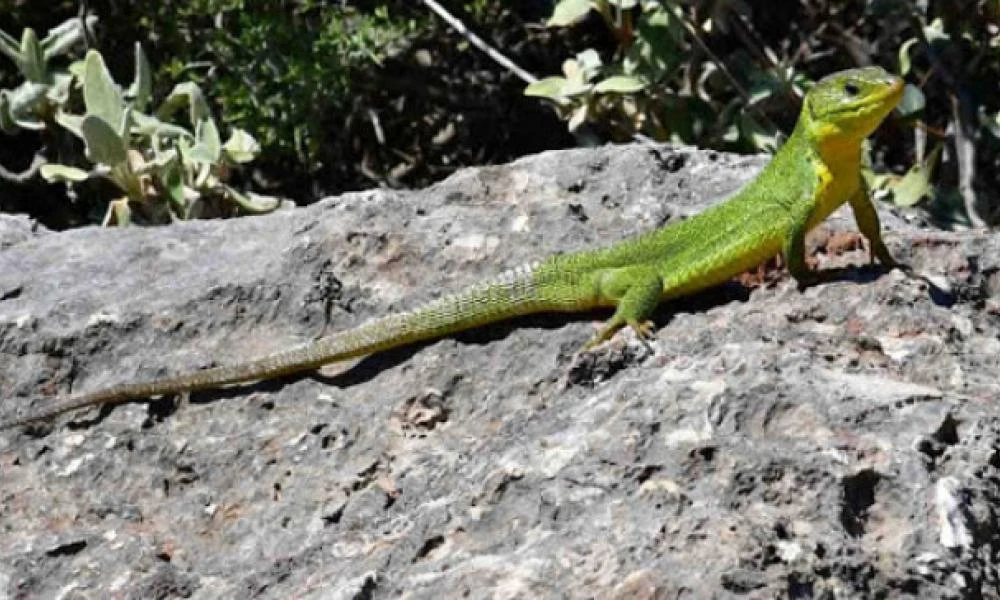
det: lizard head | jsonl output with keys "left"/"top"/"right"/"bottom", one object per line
{"left": 804, "top": 66, "right": 904, "bottom": 141}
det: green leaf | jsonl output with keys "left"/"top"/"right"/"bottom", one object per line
{"left": 6, "top": 81, "right": 47, "bottom": 130}
{"left": 222, "top": 186, "right": 281, "bottom": 214}
{"left": 157, "top": 81, "right": 210, "bottom": 127}
{"left": 41, "top": 16, "right": 96, "bottom": 60}
{"left": 81, "top": 113, "right": 128, "bottom": 166}
{"left": 8, "top": 81, "right": 47, "bottom": 107}
{"left": 222, "top": 128, "right": 261, "bottom": 163}
{"left": 40, "top": 163, "right": 90, "bottom": 182}
{"left": 593, "top": 75, "right": 646, "bottom": 94}
{"left": 747, "top": 80, "right": 778, "bottom": 106}
{"left": 567, "top": 103, "right": 588, "bottom": 131}
{"left": 68, "top": 58, "right": 86, "bottom": 82}
{"left": 179, "top": 140, "right": 214, "bottom": 185}
{"left": 0, "top": 26, "right": 20, "bottom": 65}
{"left": 131, "top": 110, "right": 192, "bottom": 139}
{"left": 560, "top": 79, "right": 593, "bottom": 97}
{"left": 896, "top": 84, "right": 925, "bottom": 118}
{"left": 524, "top": 76, "right": 570, "bottom": 99}
{"left": 20, "top": 28, "right": 45, "bottom": 82}
{"left": 46, "top": 72, "right": 73, "bottom": 106}
{"left": 890, "top": 168, "right": 932, "bottom": 207}
{"left": 625, "top": 3, "right": 682, "bottom": 76}
{"left": 54, "top": 110, "right": 85, "bottom": 138}
{"left": 923, "top": 18, "right": 948, "bottom": 44}
{"left": 898, "top": 37, "right": 919, "bottom": 76}
{"left": 120, "top": 106, "right": 135, "bottom": 143}
{"left": 0, "top": 91, "right": 15, "bottom": 133}
{"left": 978, "top": 106, "right": 1000, "bottom": 139}
{"left": 83, "top": 50, "right": 125, "bottom": 131}
{"left": 148, "top": 146, "right": 178, "bottom": 170}
{"left": 127, "top": 43, "right": 152, "bottom": 112}
{"left": 887, "top": 145, "right": 940, "bottom": 207}
{"left": 160, "top": 159, "right": 188, "bottom": 215}
{"left": 547, "top": 0, "right": 593, "bottom": 27}
{"left": 574, "top": 49, "right": 603, "bottom": 78}
{"left": 102, "top": 197, "right": 132, "bottom": 227}
{"left": 185, "top": 142, "right": 218, "bottom": 165}
{"left": 196, "top": 117, "right": 221, "bottom": 162}
{"left": 11, "top": 114, "right": 45, "bottom": 130}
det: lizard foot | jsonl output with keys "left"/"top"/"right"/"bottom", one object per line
{"left": 628, "top": 319, "right": 656, "bottom": 340}
{"left": 578, "top": 319, "right": 656, "bottom": 353}
{"left": 627, "top": 319, "right": 656, "bottom": 351}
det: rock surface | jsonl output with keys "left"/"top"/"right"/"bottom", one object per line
{"left": 1, "top": 144, "right": 999, "bottom": 599}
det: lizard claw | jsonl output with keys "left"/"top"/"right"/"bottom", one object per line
{"left": 578, "top": 317, "right": 656, "bottom": 353}
{"left": 628, "top": 320, "right": 656, "bottom": 340}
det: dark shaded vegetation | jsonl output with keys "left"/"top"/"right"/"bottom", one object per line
{"left": 1, "top": 1, "right": 998, "bottom": 228}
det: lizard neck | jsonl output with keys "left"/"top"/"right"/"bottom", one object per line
{"left": 785, "top": 107, "right": 865, "bottom": 229}
{"left": 793, "top": 106, "right": 864, "bottom": 178}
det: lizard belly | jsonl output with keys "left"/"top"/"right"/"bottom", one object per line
{"left": 660, "top": 230, "right": 784, "bottom": 299}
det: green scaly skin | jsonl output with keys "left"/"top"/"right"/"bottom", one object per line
{"left": 0, "top": 67, "right": 905, "bottom": 430}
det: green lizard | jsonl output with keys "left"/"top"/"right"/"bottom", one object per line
{"left": 0, "top": 66, "right": 905, "bottom": 430}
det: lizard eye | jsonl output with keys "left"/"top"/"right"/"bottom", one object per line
{"left": 844, "top": 82, "right": 860, "bottom": 96}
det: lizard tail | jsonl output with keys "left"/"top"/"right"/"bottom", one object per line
{"left": 2, "top": 261, "right": 578, "bottom": 428}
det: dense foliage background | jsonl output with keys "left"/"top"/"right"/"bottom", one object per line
{"left": 0, "top": 1, "right": 998, "bottom": 229}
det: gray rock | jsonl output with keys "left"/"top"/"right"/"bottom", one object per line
{"left": 0, "top": 212, "right": 48, "bottom": 250}
{"left": 1, "top": 144, "right": 998, "bottom": 599}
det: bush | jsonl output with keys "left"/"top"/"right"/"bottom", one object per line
{"left": 529, "top": 0, "right": 1000, "bottom": 226}
{"left": 0, "top": 17, "right": 280, "bottom": 225}
{"left": 1, "top": 3, "right": 576, "bottom": 228}
{"left": 0, "top": 3, "right": 434, "bottom": 224}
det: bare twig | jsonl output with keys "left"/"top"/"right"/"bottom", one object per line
{"left": 950, "top": 94, "right": 985, "bottom": 228}
{"left": 679, "top": 17, "right": 749, "bottom": 101}
{"left": 368, "top": 108, "right": 385, "bottom": 145}
{"left": 419, "top": 1, "right": 654, "bottom": 146}
{"left": 902, "top": 7, "right": 986, "bottom": 228}
{"left": 78, "top": 1, "right": 96, "bottom": 48}
{"left": 419, "top": 0, "right": 538, "bottom": 85}
{"left": 678, "top": 16, "right": 782, "bottom": 136}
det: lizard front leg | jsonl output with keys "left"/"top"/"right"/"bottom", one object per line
{"left": 782, "top": 196, "right": 821, "bottom": 289}
{"left": 847, "top": 182, "right": 901, "bottom": 269}
{"left": 784, "top": 184, "right": 902, "bottom": 291}
{"left": 581, "top": 266, "right": 663, "bottom": 350}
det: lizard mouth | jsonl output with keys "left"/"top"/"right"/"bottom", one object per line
{"left": 875, "top": 77, "right": 905, "bottom": 108}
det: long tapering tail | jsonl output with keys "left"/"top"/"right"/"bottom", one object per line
{"left": 1, "top": 260, "right": 582, "bottom": 429}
